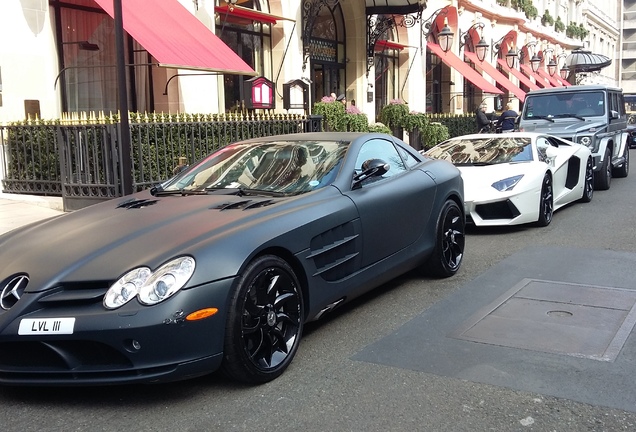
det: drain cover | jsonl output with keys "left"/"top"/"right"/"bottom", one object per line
{"left": 450, "top": 279, "right": 636, "bottom": 361}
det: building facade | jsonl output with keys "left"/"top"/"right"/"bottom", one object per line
{"left": 0, "top": 0, "right": 622, "bottom": 124}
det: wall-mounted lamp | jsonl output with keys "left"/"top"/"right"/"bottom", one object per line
{"left": 491, "top": 34, "right": 517, "bottom": 68}
{"left": 422, "top": 7, "right": 454, "bottom": 53}
{"left": 556, "top": 52, "right": 569, "bottom": 79}
{"left": 541, "top": 46, "right": 558, "bottom": 76}
{"left": 519, "top": 41, "right": 541, "bottom": 72}
{"left": 62, "top": 41, "right": 100, "bottom": 51}
{"left": 459, "top": 23, "right": 488, "bottom": 62}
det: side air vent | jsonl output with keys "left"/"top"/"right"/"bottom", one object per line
{"left": 116, "top": 199, "right": 158, "bottom": 209}
{"left": 211, "top": 200, "right": 276, "bottom": 211}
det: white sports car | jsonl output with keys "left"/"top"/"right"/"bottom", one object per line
{"left": 423, "top": 133, "right": 594, "bottom": 227}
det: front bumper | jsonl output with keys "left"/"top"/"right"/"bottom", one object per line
{"left": 0, "top": 277, "right": 235, "bottom": 386}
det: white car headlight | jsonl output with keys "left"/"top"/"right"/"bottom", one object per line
{"left": 104, "top": 267, "right": 151, "bottom": 309}
{"left": 138, "top": 257, "right": 196, "bottom": 305}
{"left": 492, "top": 175, "right": 524, "bottom": 192}
{"left": 103, "top": 257, "right": 196, "bottom": 309}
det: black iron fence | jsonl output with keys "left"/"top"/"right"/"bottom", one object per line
{"left": 1, "top": 112, "right": 474, "bottom": 211}
{"left": 1, "top": 113, "right": 321, "bottom": 210}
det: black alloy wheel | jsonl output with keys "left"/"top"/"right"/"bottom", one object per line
{"left": 613, "top": 144, "right": 629, "bottom": 178}
{"left": 594, "top": 148, "right": 612, "bottom": 190}
{"left": 221, "top": 255, "right": 303, "bottom": 384}
{"left": 536, "top": 174, "right": 553, "bottom": 227}
{"left": 424, "top": 199, "right": 465, "bottom": 277}
{"left": 579, "top": 157, "right": 594, "bottom": 203}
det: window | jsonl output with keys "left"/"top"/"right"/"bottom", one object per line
{"left": 217, "top": 0, "right": 273, "bottom": 113}
{"left": 52, "top": 0, "right": 154, "bottom": 113}
{"left": 355, "top": 139, "right": 406, "bottom": 183}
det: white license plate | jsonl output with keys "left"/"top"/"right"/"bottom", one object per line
{"left": 18, "top": 318, "right": 75, "bottom": 335}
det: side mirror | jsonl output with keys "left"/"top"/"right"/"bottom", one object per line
{"left": 610, "top": 110, "right": 619, "bottom": 120}
{"left": 352, "top": 158, "right": 390, "bottom": 189}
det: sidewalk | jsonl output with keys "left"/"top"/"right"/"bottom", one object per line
{"left": 0, "top": 193, "right": 65, "bottom": 235}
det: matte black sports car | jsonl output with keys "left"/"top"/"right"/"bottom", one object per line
{"left": 0, "top": 132, "right": 464, "bottom": 386}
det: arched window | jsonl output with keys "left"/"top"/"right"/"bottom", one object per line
{"left": 304, "top": 1, "right": 346, "bottom": 103}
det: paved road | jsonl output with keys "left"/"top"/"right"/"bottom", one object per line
{"left": 1, "top": 154, "right": 636, "bottom": 431}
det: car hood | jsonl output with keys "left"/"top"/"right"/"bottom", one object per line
{"left": 0, "top": 190, "right": 307, "bottom": 292}
{"left": 520, "top": 118, "right": 605, "bottom": 134}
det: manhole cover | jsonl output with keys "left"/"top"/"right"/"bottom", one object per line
{"left": 450, "top": 279, "right": 636, "bottom": 361}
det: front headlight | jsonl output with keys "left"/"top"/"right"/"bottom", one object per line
{"left": 104, "top": 256, "right": 196, "bottom": 309}
{"left": 104, "top": 267, "right": 151, "bottom": 309}
{"left": 492, "top": 175, "right": 524, "bottom": 192}
{"left": 579, "top": 136, "right": 592, "bottom": 147}
{"left": 138, "top": 257, "right": 196, "bottom": 305}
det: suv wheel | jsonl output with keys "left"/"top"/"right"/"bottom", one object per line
{"left": 613, "top": 145, "right": 629, "bottom": 178}
{"left": 594, "top": 148, "right": 612, "bottom": 190}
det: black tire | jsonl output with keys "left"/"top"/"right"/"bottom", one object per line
{"left": 221, "top": 255, "right": 304, "bottom": 384}
{"left": 536, "top": 174, "right": 553, "bottom": 227}
{"left": 594, "top": 148, "right": 612, "bottom": 190}
{"left": 579, "top": 157, "right": 594, "bottom": 203}
{"left": 424, "top": 200, "right": 465, "bottom": 278}
{"left": 613, "top": 145, "right": 629, "bottom": 178}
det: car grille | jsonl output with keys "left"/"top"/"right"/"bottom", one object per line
{"left": 0, "top": 340, "right": 132, "bottom": 370}
{"left": 475, "top": 200, "right": 521, "bottom": 220}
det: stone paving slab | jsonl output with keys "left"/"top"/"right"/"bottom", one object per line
{"left": 353, "top": 246, "right": 636, "bottom": 413}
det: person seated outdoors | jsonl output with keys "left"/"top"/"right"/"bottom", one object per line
{"left": 476, "top": 103, "right": 491, "bottom": 133}
{"left": 497, "top": 103, "right": 518, "bottom": 132}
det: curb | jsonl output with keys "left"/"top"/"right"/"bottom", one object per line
{"left": 0, "top": 193, "right": 65, "bottom": 212}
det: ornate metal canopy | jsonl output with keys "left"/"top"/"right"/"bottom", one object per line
{"left": 565, "top": 49, "right": 612, "bottom": 73}
{"left": 365, "top": 0, "right": 423, "bottom": 15}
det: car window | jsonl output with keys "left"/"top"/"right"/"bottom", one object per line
{"left": 536, "top": 137, "right": 550, "bottom": 162}
{"left": 396, "top": 145, "right": 419, "bottom": 168}
{"left": 355, "top": 139, "right": 407, "bottom": 180}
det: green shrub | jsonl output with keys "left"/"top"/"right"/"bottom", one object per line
{"left": 380, "top": 99, "right": 410, "bottom": 128}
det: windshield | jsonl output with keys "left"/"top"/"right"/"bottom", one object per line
{"left": 426, "top": 137, "right": 533, "bottom": 165}
{"left": 523, "top": 91, "right": 605, "bottom": 119}
{"left": 162, "top": 140, "right": 349, "bottom": 195}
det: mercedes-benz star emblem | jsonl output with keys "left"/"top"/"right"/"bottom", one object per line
{"left": 0, "top": 275, "right": 29, "bottom": 311}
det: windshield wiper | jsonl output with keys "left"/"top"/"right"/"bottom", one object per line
{"left": 153, "top": 189, "right": 208, "bottom": 197}
{"left": 553, "top": 113, "right": 585, "bottom": 121}
{"left": 456, "top": 162, "right": 495, "bottom": 166}
{"left": 528, "top": 115, "right": 555, "bottom": 122}
{"left": 205, "top": 186, "right": 291, "bottom": 197}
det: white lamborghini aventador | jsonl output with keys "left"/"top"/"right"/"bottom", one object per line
{"left": 423, "top": 133, "right": 594, "bottom": 227}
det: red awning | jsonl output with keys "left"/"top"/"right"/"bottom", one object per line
{"left": 536, "top": 68, "right": 564, "bottom": 87}
{"left": 520, "top": 64, "right": 554, "bottom": 88}
{"left": 214, "top": 4, "right": 292, "bottom": 25}
{"left": 497, "top": 59, "right": 540, "bottom": 91}
{"left": 465, "top": 52, "right": 525, "bottom": 102}
{"left": 375, "top": 40, "right": 407, "bottom": 51}
{"left": 428, "top": 43, "right": 503, "bottom": 95}
{"left": 93, "top": 0, "right": 256, "bottom": 75}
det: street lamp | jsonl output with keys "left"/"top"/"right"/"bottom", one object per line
{"left": 459, "top": 22, "right": 489, "bottom": 62}
{"left": 519, "top": 40, "right": 541, "bottom": 72}
{"left": 556, "top": 52, "right": 569, "bottom": 79}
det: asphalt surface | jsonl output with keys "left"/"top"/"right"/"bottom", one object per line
{"left": 1, "top": 155, "right": 636, "bottom": 431}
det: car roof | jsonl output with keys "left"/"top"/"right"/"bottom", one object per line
{"left": 525, "top": 85, "right": 623, "bottom": 96}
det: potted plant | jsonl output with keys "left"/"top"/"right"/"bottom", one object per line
{"left": 403, "top": 111, "right": 429, "bottom": 150}
{"left": 380, "top": 99, "right": 409, "bottom": 138}
{"left": 312, "top": 95, "right": 347, "bottom": 131}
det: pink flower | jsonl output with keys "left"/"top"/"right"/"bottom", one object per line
{"left": 346, "top": 105, "right": 362, "bottom": 114}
